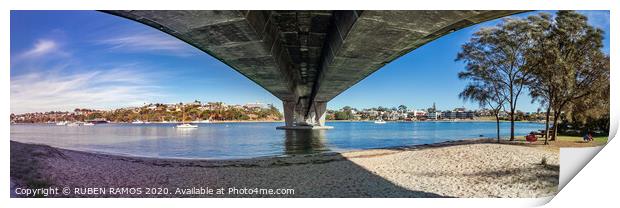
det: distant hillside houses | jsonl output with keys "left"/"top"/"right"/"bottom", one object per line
{"left": 11, "top": 100, "right": 281, "bottom": 123}
{"left": 327, "top": 105, "right": 539, "bottom": 121}
{"left": 136, "top": 101, "right": 273, "bottom": 112}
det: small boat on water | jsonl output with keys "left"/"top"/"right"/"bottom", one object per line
{"left": 177, "top": 107, "right": 198, "bottom": 129}
{"left": 374, "top": 119, "right": 386, "bottom": 124}
{"left": 83, "top": 122, "right": 95, "bottom": 126}
{"left": 176, "top": 123, "right": 198, "bottom": 129}
{"left": 66, "top": 122, "right": 81, "bottom": 127}
{"left": 176, "top": 107, "right": 198, "bottom": 129}
{"left": 56, "top": 121, "right": 68, "bottom": 126}
{"left": 85, "top": 118, "right": 109, "bottom": 124}
{"left": 131, "top": 120, "right": 145, "bottom": 124}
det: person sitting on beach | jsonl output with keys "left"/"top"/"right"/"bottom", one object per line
{"left": 583, "top": 132, "right": 593, "bottom": 142}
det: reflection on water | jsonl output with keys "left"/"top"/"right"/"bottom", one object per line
{"left": 175, "top": 128, "right": 200, "bottom": 136}
{"left": 10, "top": 121, "right": 544, "bottom": 159}
{"left": 283, "top": 130, "right": 329, "bottom": 155}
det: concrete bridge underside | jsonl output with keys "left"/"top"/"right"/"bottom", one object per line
{"left": 106, "top": 10, "right": 521, "bottom": 129}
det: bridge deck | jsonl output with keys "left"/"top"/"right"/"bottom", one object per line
{"left": 105, "top": 10, "right": 523, "bottom": 127}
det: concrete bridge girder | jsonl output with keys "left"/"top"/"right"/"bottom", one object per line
{"left": 104, "top": 10, "right": 524, "bottom": 129}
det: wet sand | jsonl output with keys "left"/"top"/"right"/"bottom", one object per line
{"left": 10, "top": 139, "right": 558, "bottom": 198}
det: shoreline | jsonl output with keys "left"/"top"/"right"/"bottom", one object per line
{"left": 13, "top": 119, "right": 544, "bottom": 125}
{"left": 8, "top": 138, "right": 508, "bottom": 161}
{"left": 11, "top": 139, "right": 559, "bottom": 198}
{"left": 327, "top": 119, "right": 544, "bottom": 123}
{"left": 9, "top": 135, "right": 538, "bottom": 161}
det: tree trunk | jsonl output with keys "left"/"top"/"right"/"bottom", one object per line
{"left": 509, "top": 109, "right": 515, "bottom": 141}
{"left": 544, "top": 105, "right": 551, "bottom": 145}
{"left": 550, "top": 111, "right": 560, "bottom": 141}
{"left": 495, "top": 113, "right": 501, "bottom": 143}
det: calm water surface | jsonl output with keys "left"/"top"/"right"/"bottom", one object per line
{"left": 10, "top": 121, "right": 543, "bottom": 159}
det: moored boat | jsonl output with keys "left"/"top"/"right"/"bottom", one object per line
{"left": 66, "top": 122, "right": 81, "bottom": 127}
{"left": 176, "top": 123, "right": 198, "bottom": 129}
{"left": 176, "top": 106, "right": 198, "bottom": 129}
{"left": 85, "top": 118, "right": 109, "bottom": 124}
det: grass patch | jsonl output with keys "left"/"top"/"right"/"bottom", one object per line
{"left": 555, "top": 135, "right": 608, "bottom": 143}
{"left": 513, "top": 135, "right": 608, "bottom": 152}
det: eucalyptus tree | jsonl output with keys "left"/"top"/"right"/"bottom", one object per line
{"left": 456, "top": 17, "right": 536, "bottom": 140}
{"left": 398, "top": 105, "right": 408, "bottom": 113}
{"left": 526, "top": 11, "right": 609, "bottom": 143}
{"left": 458, "top": 81, "right": 506, "bottom": 143}
{"left": 524, "top": 13, "right": 556, "bottom": 144}
{"left": 566, "top": 58, "right": 610, "bottom": 133}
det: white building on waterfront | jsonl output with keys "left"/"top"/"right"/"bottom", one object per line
{"left": 428, "top": 111, "right": 442, "bottom": 120}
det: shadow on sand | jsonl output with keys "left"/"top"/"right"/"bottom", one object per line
{"left": 10, "top": 130, "right": 449, "bottom": 197}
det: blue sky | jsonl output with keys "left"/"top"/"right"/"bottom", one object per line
{"left": 10, "top": 11, "right": 610, "bottom": 114}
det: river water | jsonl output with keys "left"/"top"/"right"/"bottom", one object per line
{"left": 10, "top": 121, "right": 543, "bottom": 159}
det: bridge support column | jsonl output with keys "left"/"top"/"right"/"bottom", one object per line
{"left": 283, "top": 101, "right": 296, "bottom": 127}
{"left": 313, "top": 101, "right": 327, "bottom": 127}
{"left": 277, "top": 101, "right": 332, "bottom": 130}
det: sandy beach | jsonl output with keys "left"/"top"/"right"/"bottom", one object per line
{"left": 10, "top": 139, "right": 558, "bottom": 198}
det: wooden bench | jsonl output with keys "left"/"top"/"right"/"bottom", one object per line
{"left": 534, "top": 128, "right": 556, "bottom": 138}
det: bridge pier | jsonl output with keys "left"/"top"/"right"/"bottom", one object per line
{"left": 277, "top": 101, "right": 332, "bottom": 130}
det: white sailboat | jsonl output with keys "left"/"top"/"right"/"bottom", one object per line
{"left": 374, "top": 119, "right": 386, "bottom": 124}
{"left": 176, "top": 123, "right": 198, "bottom": 128}
{"left": 176, "top": 108, "right": 198, "bottom": 129}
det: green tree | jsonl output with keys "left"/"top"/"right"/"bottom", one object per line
{"left": 398, "top": 105, "right": 407, "bottom": 113}
{"left": 86, "top": 112, "right": 102, "bottom": 120}
{"left": 334, "top": 111, "right": 349, "bottom": 120}
{"left": 340, "top": 106, "right": 354, "bottom": 120}
{"left": 459, "top": 82, "right": 506, "bottom": 143}
{"left": 526, "top": 11, "right": 609, "bottom": 144}
{"left": 457, "top": 16, "right": 536, "bottom": 141}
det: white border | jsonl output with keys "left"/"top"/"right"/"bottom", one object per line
{"left": 1, "top": 0, "right": 617, "bottom": 207}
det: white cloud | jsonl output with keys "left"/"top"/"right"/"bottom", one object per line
{"left": 96, "top": 32, "right": 197, "bottom": 56}
{"left": 10, "top": 67, "right": 166, "bottom": 114}
{"left": 16, "top": 39, "right": 63, "bottom": 59}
